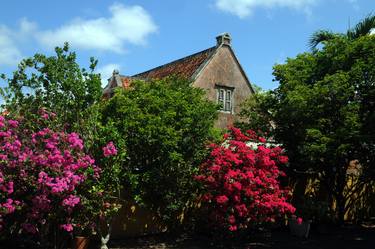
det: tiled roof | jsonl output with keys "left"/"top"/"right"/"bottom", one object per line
{"left": 131, "top": 46, "right": 217, "bottom": 80}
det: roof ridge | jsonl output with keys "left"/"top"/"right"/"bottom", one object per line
{"left": 131, "top": 46, "right": 217, "bottom": 78}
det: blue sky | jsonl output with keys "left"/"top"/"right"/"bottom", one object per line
{"left": 0, "top": 0, "right": 373, "bottom": 90}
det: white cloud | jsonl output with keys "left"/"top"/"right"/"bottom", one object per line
{"left": 97, "top": 63, "right": 121, "bottom": 87}
{"left": 215, "top": 0, "right": 318, "bottom": 18}
{"left": 37, "top": 3, "right": 158, "bottom": 53}
{"left": 0, "top": 27, "right": 22, "bottom": 66}
{"left": 19, "top": 18, "right": 38, "bottom": 35}
{"left": 0, "top": 3, "right": 156, "bottom": 66}
{"left": 0, "top": 18, "right": 37, "bottom": 66}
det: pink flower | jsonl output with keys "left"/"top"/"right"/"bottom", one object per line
{"left": 102, "top": 141, "right": 117, "bottom": 157}
{"left": 62, "top": 195, "right": 80, "bottom": 207}
{"left": 229, "top": 225, "right": 237, "bottom": 231}
{"left": 60, "top": 223, "right": 73, "bottom": 232}
{"left": 7, "top": 120, "right": 19, "bottom": 128}
{"left": 2, "top": 199, "right": 16, "bottom": 214}
{"left": 67, "top": 133, "right": 83, "bottom": 150}
{"left": 0, "top": 114, "right": 103, "bottom": 237}
{"left": 6, "top": 181, "right": 14, "bottom": 194}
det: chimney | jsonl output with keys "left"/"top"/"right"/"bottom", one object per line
{"left": 113, "top": 69, "right": 119, "bottom": 76}
{"left": 216, "top": 33, "right": 231, "bottom": 46}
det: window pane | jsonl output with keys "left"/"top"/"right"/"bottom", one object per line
{"left": 225, "top": 90, "right": 232, "bottom": 111}
{"left": 218, "top": 89, "right": 224, "bottom": 110}
{"left": 225, "top": 101, "right": 230, "bottom": 111}
{"left": 227, "top": 90, "right": 231, "bottom": 101}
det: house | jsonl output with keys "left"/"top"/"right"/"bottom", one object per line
{"left": 103, "top": 33, "right": 255, "bottom": 129}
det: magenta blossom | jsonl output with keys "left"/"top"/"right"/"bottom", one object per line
{"left": 0, "top": 114, "right": 100, "bottom": 235}
{"left": 102, "top": 141, "right": 117, "bottom": 157}
{"left": 60, "top": 223, "right": 73, "bottom": 232}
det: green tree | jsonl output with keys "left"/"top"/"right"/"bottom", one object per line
{"left": 0, "top": 44, "right": 127, "bottom": 245}
{"left": 309, "top": 14, "right": 375, "bottom": 49}
{"left": 0, "top": 42, "right": 102, "bottom": 135}
{"left": 235, "top": 91, "right": 275, "bottom": 136}
{"left": 270, "top": 34, "right": 375, "bottom": 223}
{"left": 100, "top": 76, "right": 218, "bottom": 228}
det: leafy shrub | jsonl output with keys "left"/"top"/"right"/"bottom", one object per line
{"left": 195, "top": 128, "right": 295, "bottom": 233}
{"left": 0, "top": 112, "right": 102, "bottom": 246}
{"left": 100, "top": 76, "right": 218, "bottom": 228}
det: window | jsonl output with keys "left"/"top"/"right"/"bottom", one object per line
{"left": 217, "top": 87, "right": 233, "bottom": 112}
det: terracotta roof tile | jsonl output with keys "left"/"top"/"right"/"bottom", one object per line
{"left": 131, "top": 46, "right": 216, "bottom": 80}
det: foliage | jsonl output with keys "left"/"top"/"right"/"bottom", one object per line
{"left": 294, "top": 195, "right": 330, "bottom": 224}
{"left": 0, "top": 43, "right": 126, "bottom": 210}
{"left": 0, "top": 42, "right": 102, "bottom": 136}
{"left": 100, "top": 76, "right": 218, "bottom": 227}
{"left": 236, "top": 91, "right": 275, "bottom": 136}
{"left": 309, "top": 13, "right": 375, "bottom": 49}
{"left": 270, "top": 34, "right": 375, "bottom": 222}
{"left": 0, "top": 112, "right": 100, "bottom": 245}
{"left": 0, "top": 45, "right": 126, "bottom": 245}
{"left": 194, "top": 128, "right": 295, "bottom": 233}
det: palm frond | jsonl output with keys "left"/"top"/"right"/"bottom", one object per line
{"left": 308, "top": 30, "right": 337, "bottom": 50}
{"left": 347, "top": 13, "right": 375, "bottom": 39}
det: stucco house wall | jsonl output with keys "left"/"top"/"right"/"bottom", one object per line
{"left": 193, "top": 44, "right": 253, "bottom": 129}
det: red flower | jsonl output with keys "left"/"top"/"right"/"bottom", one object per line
{"left": 194, "top": 127, "right": 295, "bottom": 233}
{"left": 216, "top": 195, "right": 229, "bottom": 204}
{"left": 232, "top": 182, "right": 242, "bottom": 191}
{"left": 228, "top": 215, "right": 236, "bottom": 224}
{"left": 278, "top": 155, "right": 288, "bottom": 164}
{"left": 297, "top": 217, "right": 303, "bottom": 225}
{"left": 258, "top": 137, "right": 266, "bottom": 143}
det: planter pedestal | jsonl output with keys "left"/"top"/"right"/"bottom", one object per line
{"left": 74, "top": 236, "right": 90, "bottom": 249}
{"left": 289, "top": 218, "right": 311, "bottom": 238}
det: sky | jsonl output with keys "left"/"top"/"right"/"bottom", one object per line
{"left": 0, "top": 0, "right": 373, "bottom": 90}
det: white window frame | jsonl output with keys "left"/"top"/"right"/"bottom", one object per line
{"left": 216, "top": 86, "right": 234, "bottom": 113}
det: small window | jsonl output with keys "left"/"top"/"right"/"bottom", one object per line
{"left": 217, "top": 87, "right": 233, "bottom": 112}
{"left": 218, "top": 89, "right": 225, "bottom": 107}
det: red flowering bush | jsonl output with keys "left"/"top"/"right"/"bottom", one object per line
{"left": 0, "top": 113, "right": 100, "bottom": 237}
{"left": 195, "top": 128, "right": 295, "bottom": 232}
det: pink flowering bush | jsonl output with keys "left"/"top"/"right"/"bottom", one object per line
{"left": 0, "top": 113, "right": 100, "bottom": 237}
{"left": 195, "top": 128, "right": 296, "bottom": 233}
{"left": 102, "top": 141, "right": 117, "bottom": 157}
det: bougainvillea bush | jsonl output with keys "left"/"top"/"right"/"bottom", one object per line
{"left": 195, "top": 128, "right": 295, "bottom": 233}
{"left": 0, "top": 112, "right": 101, "bottom": 243}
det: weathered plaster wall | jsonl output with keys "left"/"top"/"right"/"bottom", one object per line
{"left": 193, "top": 45, "right": 253, "bottom": 129}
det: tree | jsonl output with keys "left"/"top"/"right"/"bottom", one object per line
{"left": 100, "top": 76, "right": 218, "bottom": 228}
{"left": 0, "top": 42, "right": 102, "bottom": 136}
{"left": 270, "top": 34, "right": 375, "bottom": 223}
{"left": 235, "top": 91, "right": 275, "bottom": 136}
{"left": 309, "top": 13, "right": 375, "bottom": 49}
{"left": 0, "top": 44, "right": 126, "bottom": 247}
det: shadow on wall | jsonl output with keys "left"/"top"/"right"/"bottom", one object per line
{"left": 111, "top": 200, "right": 167, "bottom": 238}
{"left": 291, "top": 160, "right": 375, "bottom": 223}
